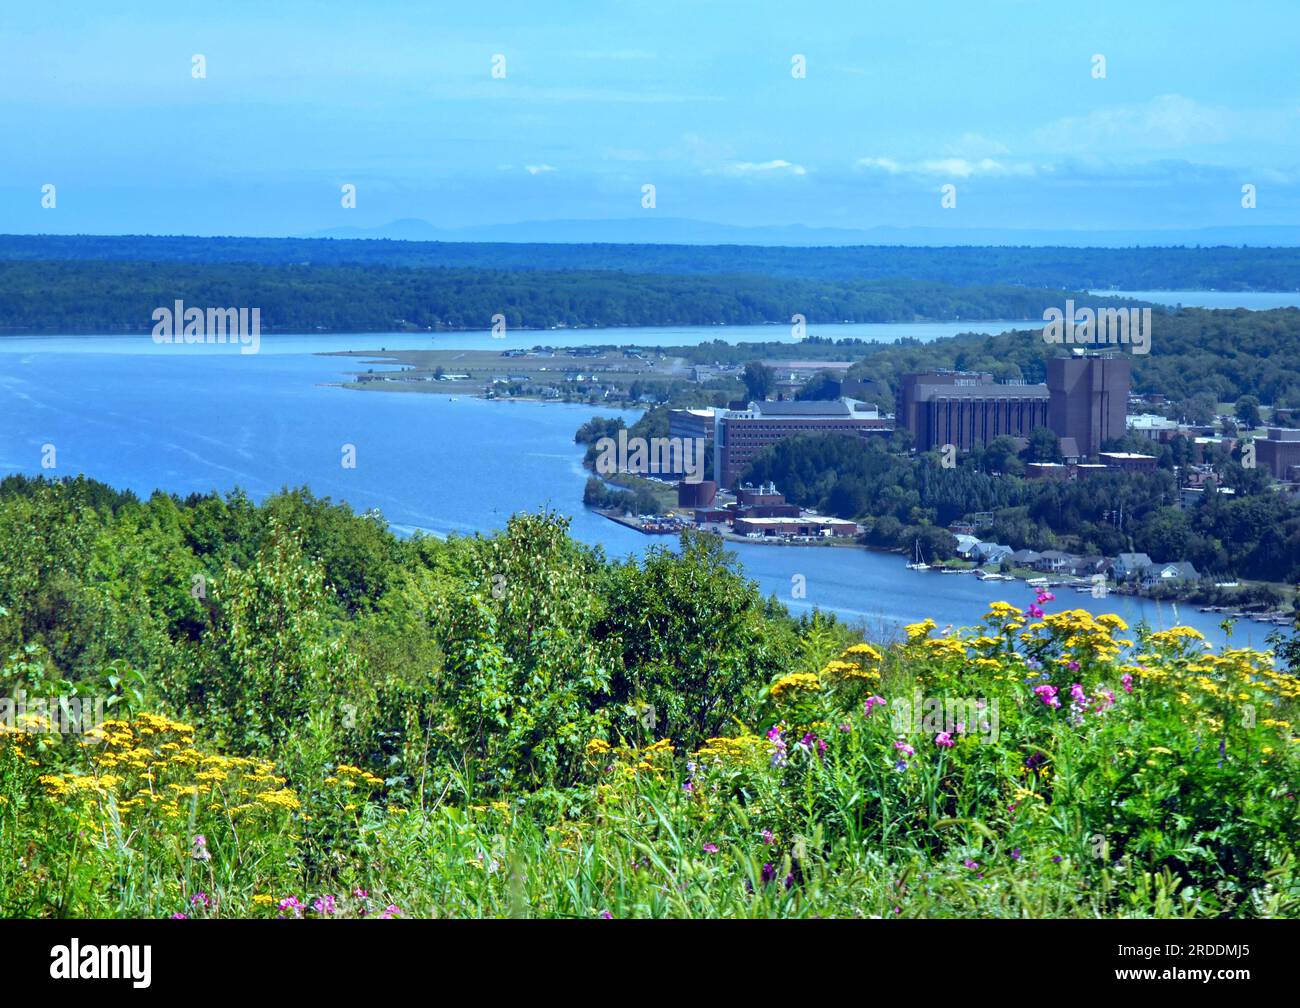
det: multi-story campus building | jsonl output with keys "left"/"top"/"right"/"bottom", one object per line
{"left": 712, "top": 398, "right": 890, "bottom": 488}
{"left": 897, "top": 351, "right": 1131, "bottom": 458}
{"left": 1046, "top": 351, "right": 1130, "bottom": 458}
{"left": 1256, "top": 427, "right": 1300, "bottom": 480}
{"left": 895, "top": 371, "right": 1049, "bottom": 451}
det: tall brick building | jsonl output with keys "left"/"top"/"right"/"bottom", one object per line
{"left": 898, "top": 351, "right": 1131, "bottom": 458}
{"left": 1046, "top": 351, "right": 1130, "bottom": 458}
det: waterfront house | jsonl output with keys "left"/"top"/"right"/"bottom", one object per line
{"left": 1112, "top": 552, "right": 1153, "bottom": 582}
{"left": 1033, "top": 550, "right": 1075, "bottom": 573}
{"left": 972, "top": 542, "right": 1014, "bottom": 565}
{"left": 1139, "top": 561, "right": 1200, "bottom": 589}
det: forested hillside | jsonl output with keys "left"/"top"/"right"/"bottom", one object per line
{"left": 1, "top": 234, "right": 1297, "bottom": 289}
{"left": 0, "top": 261, "right": 1138, "bottom": 332}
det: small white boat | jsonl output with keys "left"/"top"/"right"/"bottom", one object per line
{"left": 905, "top": 539, "right": 930, "bottom": 571}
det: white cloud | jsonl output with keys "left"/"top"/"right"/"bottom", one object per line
{"left": 1033, "top": 94, "right": 1230, "bottom": 151}
{"left": 855, "top": 156, "right": 1037, "bottom": 178}
{"left": 524, "top": 164, "right": 556, "bottom": 175}
{"left": 709, "top": 159, "right": 807, "bottom": 177}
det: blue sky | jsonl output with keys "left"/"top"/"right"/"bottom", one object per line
{"left": 3, "top": 0, "right": 1298, "bottom": 237}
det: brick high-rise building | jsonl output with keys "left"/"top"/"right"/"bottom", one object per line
{"left": 1256, "top": 427, "right": 1300, "bottom": 480}
{"left": 1046, "top": 351, "right": 1130, "bottom": 458}
{"left": 895, "top": 371, "right": 1049, "bottom": 451}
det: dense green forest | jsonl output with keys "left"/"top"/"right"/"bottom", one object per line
{"left": 1, "top": 234, "right": 1297, "bottom": 289}
{"left": 741, "top": 432, "right": 1300, "bottom": 584}
{"left": 1, "top": 474, "right": 1297, "bottom": 919}
{"left": 0, "top": 260, "right": 1144, "bottom": 333}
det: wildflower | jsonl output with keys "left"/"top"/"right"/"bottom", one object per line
{"left": 312, "top": 894, "right": 337, "bottom": 916}
{"left": 1067, "top": 660, "right": 1081, "bottom": 673}
{"left": 171, "top": 912, "right": 188, "bottom": 920}
{"left": 189, "top": 892, "right": 211, "bottom": 908}
{"left": 761, "top": 863, "right": 777, "bottom": 885}
{"left": 894, "top": 759, "right": 909, "bottom": 772}
{"left": 191, "top": 834, "right": 211, "bottom": 862}
{"left": 1033, "top": 684, "right": 1061, "bottom": 709}
{"left": 963, "top": 859, "right": 979, "bottom": 870}
{"left": 278, "top": 896, "right": 305, "bottom": 919}
{"left": 863, "top": 695, "right": 886, "bottom": 716}
{"left": 599, "top": 910, "right": 613, "bottom": 919}
{"left": 761, "top": 829, "right": 776, "bottom": 846}
{"left": 702, "top": 843, "right": 719, "bottom": 854}
{"left": 935, "top": 732, "right": 955, "bottom": 748}
{"left": 894, "top": 739, "right": 915, "bottom": 757}
{"left": 378, "top": 905, "right": 402, "bottom": 919}
{"left": 1010, "top": 848, "right": 1022, "bottom": 860}
{"left": 1027, "top": 604, "right": 1044, "bottom": 619}
{"left": 1035, "top": 590, "right": 1055, "bottom": 604}
{"left": 1121, "top": 672, "right": 1134, "bottom": 693}
{"left": 767, "top": 724, "right": 788, "bottom": 768}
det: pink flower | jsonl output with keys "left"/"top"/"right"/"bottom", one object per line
{"left": 894, "top": 739, "right": 915, "bottom": 757}
{"left": 170, "top": 912, "right": 188, "bottom": 920}
{"left": 935, "top": 731, "right": 955, "bottom": 748}
{"left": 863, "top": 695, "right": 886, "bottom": 715}
{"left": 277, "top": 896, "right": 305, "bottom": 919}
{"left": 312, "top": 894, "right": 337, "bottom": 915}
{"left": 1035, "top": 590, "right": 1055, "bottom": 604}
{"left": 702, "top": 843, "right": 719, "bottom": 854}
{"left": 1121, "top": 672, "right": 1134, "bottom": 693}
{"left": 1033, "top": 684, "right": 1061, "bottom": 709}
{"left": 599, "top": 909, "right": 613, "bottom": 919}
{"left": 1026, "top": 604, "right": 1044, "bottom": 619}
{"left": 761, "top": 829, "right": 776, "bottom": 845}
{"left": 189, "top": 892, "right": 211, "bottom": 908}
{"left": 378, "top": 905, "right": 402, "bottom": 919}
{"left": 1067, "top": 660, "right": 1081, "bottom": 673}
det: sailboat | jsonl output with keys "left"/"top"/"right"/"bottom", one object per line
{"left": 906, "top": 539, "right": 930, "bottom": 571}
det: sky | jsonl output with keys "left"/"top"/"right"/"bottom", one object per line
{"left": 3, "top": 0, "right": 1299, "bottom": 239}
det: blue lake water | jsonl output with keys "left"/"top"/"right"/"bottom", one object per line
{"left": 0, "top": 326, "right": 1280, "bottom": 649}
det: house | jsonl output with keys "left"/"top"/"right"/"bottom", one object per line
{"left": 972, "top": 542, "right": 1014, "bottom": 565}
{"left": 1009, "top": 549, "right": 1042, "bottom": 567}
{"left": 1139, "top": 561, "right": 1200, "bottom": 589}
{"left": 953, "top": 534, "right": 982, "bottom": 558}
{"left": 1033, "top": 550, "right": 1075, "bottom": 573}
{"left": 1067, "top": 556, "right": 1108, "bottom": 577}
{"left": 1112, "top": 552, "right": 1153, "bottom": 582}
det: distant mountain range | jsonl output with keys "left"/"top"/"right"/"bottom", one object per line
{"left": 307, "top": 216, "right": 1300, "bottom": 248}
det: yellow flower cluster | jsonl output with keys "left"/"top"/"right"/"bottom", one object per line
{"left": 692, "top": 734, "right": 768, "bottom": 768}
{"left": 323, "top": 764, "right": 384, "bottom": 788}
{"left": 904, "top": 618, "right": 937, "bottom": 641}
{"left": 770, "top": 672, "right": 821, "bottom": 699}
{"left": 818, "top": 642, "right": 884, "bottom": 684}
{"left": 36, "top": 713, "right": 299, "bottom": 821}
